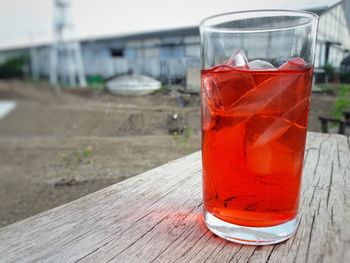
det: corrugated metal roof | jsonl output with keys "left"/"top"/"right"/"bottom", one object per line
{"left": 286, "top": 0, "right": 342, "bottom": 11}
{"left": 0, "top": 0, "right": 346, "bottom": 51}
{"left": 70, "top": 0, "right": 345, "bottom": 43}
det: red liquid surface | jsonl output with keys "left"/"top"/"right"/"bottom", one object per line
{"left": 201, "top": 60, "right": 313, "bottom": 227}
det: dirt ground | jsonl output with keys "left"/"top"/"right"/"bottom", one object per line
{"left": 0, "top": 81, "right": 201, "bottom": 227}
{"left": 0, "top": 80, "right": 336, "bottom": 227}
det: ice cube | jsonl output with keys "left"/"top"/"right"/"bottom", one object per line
{"left": 246, "top": 122, "right": 306, "bottom": 180}
{"left": 248, "top": 60, "right": 275, "bottom": 70}
{"left": 224, "top": 49, "right": 249, "bottom": 69}
{"left": 279, "top": 57, "right": 307, "bottom": 70}
{"left": 252, "top": 96, "right": 309, "bottom": 147}
{"left": 228, "top": 73, "right": 299, "bottom": 117}
{"left": 245, "top": 114, "right": 306, "bottom": 178}
{"left": 201, "top": 82, "right": 220, "bottom": 130}
{"left": 202, "top": 68, "right": 254, "bottom": 115}
{"left": 202, "top": 122, "right": 247, "bottom": 200}
{"left": 202, "top": 74, "right": 224, "bottom": 112}
{"left": 246, "top": 142, "right": 297, "bottom": 177}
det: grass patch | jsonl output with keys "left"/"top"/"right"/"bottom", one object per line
{"left": 173, "top": 126, "right": 192, "bottom": 147}
{"left": 332, "top": 84, "right": 350, "bottom": 119}
{"left": 151, "top": 85, "right": 171, "bottom": 95}
{"left": 61, "top": 146, "right": 94, "bottom": 166}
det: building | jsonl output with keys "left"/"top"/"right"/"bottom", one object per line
{"left": 314, "top": 0, "right": 350, "bottom": 69}
{"left": 0, "top": 0, "right": 349, "bottom": 85}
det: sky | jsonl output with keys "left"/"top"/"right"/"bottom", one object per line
{"left": 0, "top": 0, "right": 341, "bottom": 50}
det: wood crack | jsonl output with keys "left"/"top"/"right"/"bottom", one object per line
{"left": 149, "top": 204, "right": 202, "bottom": 262}
{"left": 184, "top": 234, "right": 214, "bottom": 262}
{"left": 331, "top": 206, "right": 334, "bottom": 226}
{"left": 314, "top": 135, "right": 330, "bottom": 179}
{"left": 293, "top": 233, "right": 303, "bottom": 263}
{"left": 106, "top": 216, "right": 168, "bottom": 262}
{"left": 305, "top": 212, "right": 316, "bottom": 263}
{"left": 177, "top": 230, "right": 209, "bottom": 260}
{"left": 303, "top": 149, "right": 310, "bottom": 169}
{"left": 203, "top": 243, "right": 225, "bottom": 263}
{"left": 266, "top": 245, "right": 276, "bottom": 262}
{"left": 73, "top": 214, "right": 152, "bottom": 261}
{"left": 246, "top": 246, "right": 258, "bottom": 262}
{"left": 88, "top": 184, "right": 200, "bottom": 259}
{"left": 326, "top": 162, "right": 334, "bottom": 208}
{"left": 151, "top": 224, "right": 200, "bottom": 263}
{"left": 64, "top": 227, "right": 96, "bottom": 246}
{"left": 103, "top": 189, "right": 201, "bottom": 260}
{"left": 228, "top": 245, "right": 243, "bottom": 263}
{"left": 288, "top": 215, "right": 303, "bottom": 254}
{"left": 146, "top": 190, "right": 174, "bottom": 209}
{"left": 74, "top": 246, "right": 102, "bottom": 263}
{"left": 309, "top": 177, "right": 320, "bottom": 207}
{"left": 337, "top": 143, "right": 341, "bottom": 169}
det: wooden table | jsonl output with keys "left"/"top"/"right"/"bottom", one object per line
{"left": 0, "top": 132, "right": 349, "bottom": 262}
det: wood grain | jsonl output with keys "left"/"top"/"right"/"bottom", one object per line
{"left": 0, "top": 132, "right": 349, "bottom": 263}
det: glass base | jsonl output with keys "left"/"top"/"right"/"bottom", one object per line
{"left": 204, "top": 209, "right": 298, "bottom": 245}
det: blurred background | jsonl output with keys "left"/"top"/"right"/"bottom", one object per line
{"left": 0, "top": 0, "right": 349, "bottom": 227}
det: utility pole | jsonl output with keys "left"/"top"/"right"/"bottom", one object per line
{"left": 50, "top": 0, "right": 86, "bottom": 89}
{"left": 29, "top": 33, "right": 39, "bottom": 82}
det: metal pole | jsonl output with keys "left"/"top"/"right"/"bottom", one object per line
{"left": 29, "top": 34, "right": 39, "bottom": 82}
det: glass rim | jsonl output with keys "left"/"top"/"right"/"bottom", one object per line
{"left": 200, "top": 9, "right": 319, "bottom": 34}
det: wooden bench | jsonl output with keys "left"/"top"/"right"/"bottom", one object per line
{"left": 318, "top": 116, "right": 346, "bottom": 134}
{"left": 344, "top": 110, "right": 350, "bottom": 122}
{"left": 319, "top": 110, "right": 350, "bottom": 135}
{"left": 0, "top": 132, "right": 349, "bottom": 262}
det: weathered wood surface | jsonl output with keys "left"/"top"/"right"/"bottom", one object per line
{"left": 0, "top": 132, "right": 349, "bottom": 263}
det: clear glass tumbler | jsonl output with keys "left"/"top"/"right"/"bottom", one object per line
{"left": 200, "top": 10, "right": 318, "bottom": 245}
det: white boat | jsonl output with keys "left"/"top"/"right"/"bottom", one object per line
{"left": 106, "top": 74, "right": 161, "bottom": 95}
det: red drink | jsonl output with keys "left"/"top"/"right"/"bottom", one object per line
{"left": 201, "top": 59, "right": 313, "bottom": 227}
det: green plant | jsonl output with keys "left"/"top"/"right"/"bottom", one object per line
{"left": 332, "top": 84, "right": 350, "bottom": 118}
{"left": 323, "top": 63, "right": 335, "bottom": 75}
{"left": 313, "top": 84, "right": 335, "bottom": 95}
{"left": 61, "top": 146, "right": 94, "bottom": 166}
{"left": 0, "top": 56, "right": 29, "bottom": 79}
{"left": 173, "top": 126, "right": 192, "bottom": 147}
{"left": 323, "top": 63, "right": 335, "bottom": 83}
{"left": 151, "top": 85, "right": 170, "bottom": 95}
{"left": 340, "top": 72, "right": 350, "bottom": 83}
{"left": 75, "top": 146, "right": 93, "bottom": 162}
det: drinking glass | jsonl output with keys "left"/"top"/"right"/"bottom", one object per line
{"left": 200, "top": 10, "right": 318, "bottom": 245}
